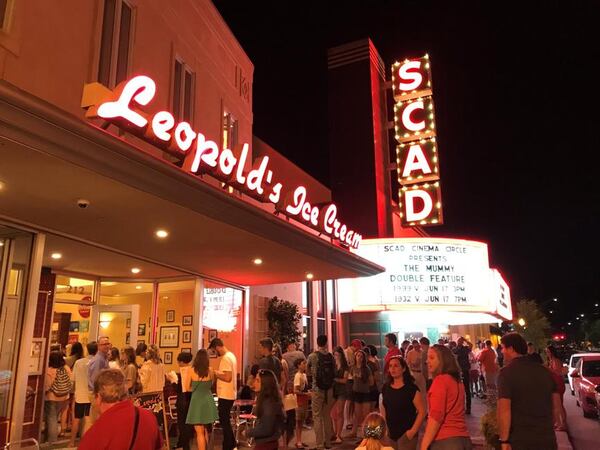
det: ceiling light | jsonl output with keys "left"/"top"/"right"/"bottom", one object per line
{"left": 0, "top": 181, "right": 5, "bottom": 191}
{"left": 131, "top": 267, "right": 141, "bottom": 274}
{"left": 0, "top": 241, "right": 4, "bottom": 247}
{"left": 51, "top": 253, "right": 62, "bottom": 260}
{"left": 306, "top": 273, "right": 314, "bottom": 280}
{"left": 135, "top": 285, "right": 142, "bottom": 290}
{"left": 155, "top": 229, "right": 169, "bottom": 239}
{"left": 253, "top": 258, "right": 263, "bottom": 265}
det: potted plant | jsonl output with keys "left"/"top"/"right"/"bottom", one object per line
{"left": 265, "top": 296, "right": 302, "bottom": 349}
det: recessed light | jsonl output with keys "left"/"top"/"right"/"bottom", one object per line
{"left": 131, "top": 267, "right": 141, "bottom": 274}
{"left": 155, "top": 229, "right": 169, "bottom": 239}
{"left": 51, "top": 253, "right": 62, "bottom": 260}
{"left": 0, "top": 241, "right": 4, "bottom": 247}
{"left": 306, "top": 273, "right": 314, "bottom": 280}
{"left": 253, "top": 258, "right": 263, "bottom": 265}
{"left": 135, "top": 285, "right": 142, "bottom": 290}
{"left": 0, "top": 181, "right": 5, "bottom": 191}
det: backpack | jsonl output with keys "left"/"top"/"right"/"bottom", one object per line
{"left": 315, "top": 352, "right": 335, "bottom": 391}
{"left": 50, "top": 367, "right": 72, "bottom": 397}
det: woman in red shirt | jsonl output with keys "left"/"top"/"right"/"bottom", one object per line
{"left": 420, "top": 344, "right": 472, "bottom": 450}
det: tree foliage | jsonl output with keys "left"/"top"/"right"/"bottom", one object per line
{"left": 514, "top": 299, "right": 551, "bottom": 351}
{"left": 266, "top": 296, "right": 302, "bottom": 349}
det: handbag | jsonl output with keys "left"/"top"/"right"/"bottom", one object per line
{"left": 283, "top": 393, "right": 298, "bottom": 411}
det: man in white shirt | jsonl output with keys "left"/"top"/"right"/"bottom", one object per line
{"left": 209, "top": 338, "right": 237, "bottom": 450}
{"left": 68, "top": 341, "right": 96, "bottom": 447}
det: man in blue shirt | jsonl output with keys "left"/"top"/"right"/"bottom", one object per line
{"left": 88, "top": 336, "right": 110, "bottom": 391}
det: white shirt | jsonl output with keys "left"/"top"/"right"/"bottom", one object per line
{"left": 139, "top": 361, "right": 166, "bottom": 392}
{"left": 294, "top": 372, "right": 307, "bottom": 392}
{"left": 217, "top": 351, "right": 237, "bottom": 400}
{"left": 73, "top": 356, "right": 91, "bottom": 403}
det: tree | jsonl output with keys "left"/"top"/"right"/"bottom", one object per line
{"left": 514, "top": 299, "right": 551, "bottom": 352}
{"left": 266, "top": 296, "right": 302, "bottom": 350}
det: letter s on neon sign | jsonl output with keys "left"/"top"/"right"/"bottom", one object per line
{"left": 398, "top": 61, "right": 423, "bottom": 91}
{"left": 97, "top": 75, "right": 156, "bottom": 127}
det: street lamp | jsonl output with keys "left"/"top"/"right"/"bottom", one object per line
{"left": 518, "top": 318, "right": 526, "bottom": 327}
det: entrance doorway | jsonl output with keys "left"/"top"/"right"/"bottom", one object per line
{"left": 90, "top": 304, "right": 139, "bottom": 350}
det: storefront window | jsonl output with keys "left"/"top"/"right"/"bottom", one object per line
{"left": 0, "top": 227, "right": 34, "bottom": 425}
{"left": 98, "top": 281, "right": 153, "bottom": 351}
{"left": 203, "top": 281, "right": 243, "bottom": 374}
{"left": 52, "top": 276, "right": 96, "bottom": 349}
{"left": 327, "top": 281, "right": 338, "bottom": 348}
{"left": 317, "top": 281, "right": 326, "bottom": 339}
{"left": 156, "top": 280, "right": 195, "bottom": 371}
{"left": 303, "top": 282, "right": 312, "bottom": 352}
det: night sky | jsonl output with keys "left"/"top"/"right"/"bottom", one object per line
{"left": 213, "top": 1, "right": 600, "bottom": 328}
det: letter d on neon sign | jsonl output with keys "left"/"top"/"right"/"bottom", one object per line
{"left": 404, "top": 190, "right": 433, "bottom": 222}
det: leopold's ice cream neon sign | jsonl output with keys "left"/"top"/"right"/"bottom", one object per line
{"left": 83, "top": 75, "right": 362, "bottom": 249}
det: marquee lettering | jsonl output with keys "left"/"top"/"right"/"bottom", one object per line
{"left": 84, "top": 75, "right": 362, "bottom": 249}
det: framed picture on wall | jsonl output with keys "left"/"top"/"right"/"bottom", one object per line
{"left": 138, "top": 324, "right": 146, "bottom": 336}
{"left": 80, "top": 320, "right": 89, "bottom": 332}
{"left": 181, "top": 348, "right": 191, "bottom": 353}
{"left": 68, "top": 334, "right": 78, "bottom": 344}
{"left": 182, "top": 315, "right": 193, "bottom": 326}
{"left": 208, "top": 329, "right": 218, "bottom": 341}
{"left": 182, "top": 330, "right": 192, "bottom": 343}
{"left": 69, "top": 321, "right": 80, "bottom": 332}
{"left": 126, "top": 332, "right": 130, "bottom": 345}
{"left": 166, "top": 310, "right": 175, "bottom": 323}
{"left": 159, "top": 326, "right": 179, "bottom": 348}
{"left": 29, "top": 337, "right": 46, "bottom": 375}
{"left": 126, "top": 318, "right": 131, "bottom": 328}
{"left": 164, "top": 351, "right": 173, "bottom": 364}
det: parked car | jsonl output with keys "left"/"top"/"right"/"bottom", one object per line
{"left": 571, "top": 355, "right": 600, "bottom": 417}
{"left": 568, "top": 352, "right": 600, "bottom": 395}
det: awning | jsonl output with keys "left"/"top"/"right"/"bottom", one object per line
{"left": 0, "top": 81, "right": 383, "bottom": 286}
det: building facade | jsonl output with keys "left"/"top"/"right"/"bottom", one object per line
{"left": 0, "top": 1, "right": 380, "bottom": 444}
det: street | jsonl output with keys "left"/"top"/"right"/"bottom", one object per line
{"left": 564, "top": 389, "right": 600, "bottom": 450}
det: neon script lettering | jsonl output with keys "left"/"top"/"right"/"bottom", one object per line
{"left": 89, "top": 76, "right": 362, "bottom": 248}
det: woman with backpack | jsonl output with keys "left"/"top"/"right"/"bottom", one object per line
{"left": 44, "top": 350, "right": 73, "bottom": 444}
{"left": 247, "top": 369, "right": 286, "bottom": 450}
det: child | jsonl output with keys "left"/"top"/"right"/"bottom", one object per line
{"left": 355, "top": 413, "right": 395, "bottom": 450}
{"left": 175, "top": 352, "right": 194, "bottom": 450}
{"left": 293, "top": 359, "right": 310, "bottom": 448}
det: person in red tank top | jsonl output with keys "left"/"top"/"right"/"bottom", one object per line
{"left": 420, "top": 345, "right": 472, "bottom": 450}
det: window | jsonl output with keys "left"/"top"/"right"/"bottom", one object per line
{"left": 302, "top": 282, "right": 312, "bottom": 352}
{"left": 222, "top": 110, "right": 239, "bottom": 150}
{"left": 173, "top": 59, "right": 195, "bottom": 122}
{"left": 0, "top": 0, "right": 9, "bottom": 31}
{"left": 317, "top": 281, "right": 326, "bottom": 338}
{"left": 327, "top": 281, "right": 338, "bottom": 348}
{"left": 98, "top": 0, "right": 133, "bottom": 87}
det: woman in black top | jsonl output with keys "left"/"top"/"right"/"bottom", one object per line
{"left": 247, "top": 369, "right": 285, "bottom": 450}
{"left": 331, "top": 346, "right": 349, "bottom": 444}
{"left": 381, "top": 356, "right": 426, "bottom": 450}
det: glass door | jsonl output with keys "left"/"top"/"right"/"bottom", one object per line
{"left": 90, "top": 304, "right": 139, "bottom": 350}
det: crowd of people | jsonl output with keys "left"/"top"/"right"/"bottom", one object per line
{"left": 41, "top": 331, "right": 565, "bottom": 450}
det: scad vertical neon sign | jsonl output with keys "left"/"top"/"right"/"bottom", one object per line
{"left": 392, "top": 55, "right": 443, "bottom": 227}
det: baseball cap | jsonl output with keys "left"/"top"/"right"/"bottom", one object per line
{"left": 208, "top": 338, "right": 224, "bottom": 349}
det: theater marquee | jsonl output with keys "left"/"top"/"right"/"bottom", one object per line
{"left": 392, "top": 55, "right": 443, "bottom": 227}
{"left": 337, "top": 238, "right": 512, "bottom": 321}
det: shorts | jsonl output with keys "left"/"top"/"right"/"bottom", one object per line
{"left": 346, "top": 379, "right": 354, "bottom": 398}
{"left": 295, "top": 404, "right": 308, "bottom": 423}
{"left": 74, "top": 402, "right": 91, "bottom": 419}
{"left": 352, "top": 391, "right": 371, "bottom": 403}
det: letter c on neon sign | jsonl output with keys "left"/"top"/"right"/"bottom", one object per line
{"left": 401, "top": 101, "right": 425, "bottom": 132}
